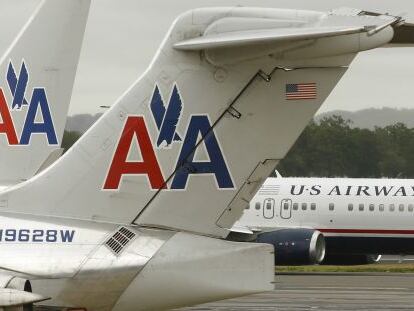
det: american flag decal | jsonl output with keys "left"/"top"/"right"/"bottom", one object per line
{"left": 286, "top": 83, "right": 317, "bottom": 100}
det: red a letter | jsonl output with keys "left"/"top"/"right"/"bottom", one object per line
{"left": 103, "top": 116, "right": 165, "bottom": 190}
{"left": 0, "top": 89, "right": 18, "bottom": 145}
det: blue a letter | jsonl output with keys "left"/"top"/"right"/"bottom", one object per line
{"left": 171, "top": 115, "right": 233, "bottom": 189}
{"left": 20, "top": 88, "right": 57, "bottom": 145}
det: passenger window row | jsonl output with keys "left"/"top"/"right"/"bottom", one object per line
{"left": 292, "top": 202, "right": 316, "bottom": 211}
{"left": 248, "top": 201, "right": 414, "bottom": 213}
{"left": 347, "top": 203, "right": 414, "bottom": 212}
{"left": 248, "top": 201, "right": 318, "bottom": 211}
{"left": 251, "top": 201, "right": 274, "bottom": 210}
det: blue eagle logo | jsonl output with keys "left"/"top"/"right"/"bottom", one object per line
{"left": 150, "top": 85, "right": 183, "bottom": 148}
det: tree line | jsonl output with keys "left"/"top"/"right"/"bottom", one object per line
{"left": 277, "top": 115, "right": 414, "bottom": 178}
{"left": 62, "top": 115, "right": 414, "bottom": 178}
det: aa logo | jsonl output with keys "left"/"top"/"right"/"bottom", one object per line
{"left": 0, "top": 60, "right": 57, "bottom": 145}
{"left": 104, "top": 84, "right": 234, "bottom": 190}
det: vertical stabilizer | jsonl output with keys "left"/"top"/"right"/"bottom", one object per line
{"left": 0, "top": 0, "right": 90, "bottom": 184}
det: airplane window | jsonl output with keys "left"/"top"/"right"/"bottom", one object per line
{"left": 283, "top": 202, "right": 289, "bottom": 210}
{"left": 329, "top": 203, "right": 334, "bottom": 211}
{"left": 348, "top": 203, "right": 353, "bottom": 211}
{"left": 369, "top": 204, "right": 374, "bottom": 212}
{"left": 399, "top": 204, "right": 404, "bottom": 212}
{"left": 311, "top": 203, "right": 316, "bottom": 210}
{"left": 409, "top": 204, "right": 414, "bottom": 212}
{"left": 379, "top": 204, "right": 385, "bottom": 212}
{"left": 293, "top": 203, "right": 299, "bottom": 210}
{"left": 255, "top": 202, "right": 261, "bottom": 210}
{"left": 359, "top": 203, "right": 364, "bottom": 211}
{"left": 389, "top": 204, "right": 395, "bottom": 212}
{"left": 301, "top": 203, "right": 307, "bottom": 210}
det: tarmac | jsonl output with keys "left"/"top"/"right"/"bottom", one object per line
{"left": 179, "top": 273, "right": 414, "bottom": 310}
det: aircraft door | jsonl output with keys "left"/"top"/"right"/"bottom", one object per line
{"left": 263, "top": 198, "right": 275, "bottom": 219}
{"left": 280, "top": 198, "right": 292, "bottom": 219}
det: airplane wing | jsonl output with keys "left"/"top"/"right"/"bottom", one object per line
{"left": 230, "top": 224, "right": 255, "bottom": 235}
{"left": 230, "top": 223, "right": 263, "bottom": 234}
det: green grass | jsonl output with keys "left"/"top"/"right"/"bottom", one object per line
{"left": 276, "top": 263, "right": 414, "bottom": 273}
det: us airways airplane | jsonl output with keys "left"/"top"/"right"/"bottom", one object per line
{"left": 0, "top": 2, "right": 411, "bottom": 310}
{"left": 0, "top": 0, "right": 88, "bottom": 188}
{"left": 234, "top": 175, "right": 414, "bottom": 265}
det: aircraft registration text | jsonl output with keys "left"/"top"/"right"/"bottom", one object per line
{"left": 0, "top": 229, "right": 75, "bottom": 243}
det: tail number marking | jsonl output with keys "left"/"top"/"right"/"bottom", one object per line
{"left": 0, "top": 229, "right": 75, "bottom": 243}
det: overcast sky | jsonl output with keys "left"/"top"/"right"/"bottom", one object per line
{"left": 0, "top": 0, "right": 414, "bottom": 115}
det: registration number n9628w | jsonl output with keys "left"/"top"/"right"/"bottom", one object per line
{"left": 0, "top": 229, "right": 75, "bottom": 243}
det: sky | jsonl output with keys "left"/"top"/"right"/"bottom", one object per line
{"left": 0, "top": 0, "right": 414, "bottom": 115}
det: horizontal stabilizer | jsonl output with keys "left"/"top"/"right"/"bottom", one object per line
{"left": 0, "top": 288, "right": 49, "bottom": 307}
{"left": 174, "top": 26, "right": 369, "bottom": 50}
{"left": 332, "top": 8, "right": 414, "bottom": 47}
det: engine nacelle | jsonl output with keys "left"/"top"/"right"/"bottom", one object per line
{"left": 322, "top": 254, "right": 382, "bottom": 265}
{"left": 0, "top": 276, "right": 47, "bottom": 311}
{"left": 256, "top": 229, "right": 325, "bottom": 265}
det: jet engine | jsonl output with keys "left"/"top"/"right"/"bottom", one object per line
{"left": 322, "top": 254, "right": 382, "bottom": 265}
{"left": 256, "top": 229, "right": 326, "bottom": 265}
{"left": 0, "top": 276, "right": 48, "bottom": 311}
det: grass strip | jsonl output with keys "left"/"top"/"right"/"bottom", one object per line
{"left": 276, "top": 263, "right": 414, "bottom": 273}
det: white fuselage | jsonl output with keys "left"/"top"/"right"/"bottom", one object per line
{"left": 0, "top": 213, "right": 272, "bottom": 310}
{"left": 237, "top": 177, "right": 414, "bottom": 254}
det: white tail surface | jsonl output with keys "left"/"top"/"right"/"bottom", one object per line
{"left": 0, "top": 0, "right": 90, "bottom": 184}
{"left": 0, "top": 7, "right": 396, "bottom": 237}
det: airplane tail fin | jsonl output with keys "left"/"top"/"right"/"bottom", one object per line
{"left": 0, "top": 0, "right": 90, "bottom": 184}
{"left": 1, "top": 7, "right": 402, "bottom": 237}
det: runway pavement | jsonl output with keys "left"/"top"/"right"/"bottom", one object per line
{"left": 178, "top": 273, "right": 414, "bottom": 310}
